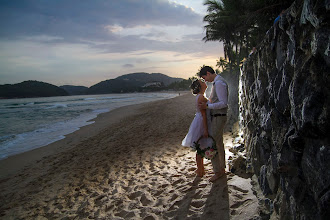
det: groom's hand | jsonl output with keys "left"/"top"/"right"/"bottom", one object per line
{"left": 198, "top": 102, "right": 207, "bottom": 110}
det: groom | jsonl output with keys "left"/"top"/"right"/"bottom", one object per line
{"left": 198, "top": 66, "right": 228, "bottom": 182}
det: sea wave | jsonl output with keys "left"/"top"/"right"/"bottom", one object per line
{"left": 45, "top": 103, "right": 68, "bottom": 109}
{"left": 0, "top": 92, "right": 179, "bottom": 160}
{"left": 0, "top": 112, "right": 97, "bottom": 160}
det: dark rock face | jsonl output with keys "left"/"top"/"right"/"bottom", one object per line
{"left": 240, "top": 0, "right": 330, "bottom": 219}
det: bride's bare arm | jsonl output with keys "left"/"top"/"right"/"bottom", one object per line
{"left": 198, "top": 95, "right": 208, "bottom": 137}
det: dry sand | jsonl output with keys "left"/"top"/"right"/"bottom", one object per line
{"left": 0, "top": 93, "right": 259, "bottom": 219}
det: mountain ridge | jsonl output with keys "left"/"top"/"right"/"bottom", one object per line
{"left": 0, "top": 72, "right": 188, "bottom": 98}
{"left": 86, "top": 72, "right": 183, "bottom": 94}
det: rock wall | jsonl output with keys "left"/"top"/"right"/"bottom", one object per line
{"left": 240, "top": 0, "right": 330, "bottom": 219}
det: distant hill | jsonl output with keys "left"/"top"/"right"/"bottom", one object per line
{"left": 86, "top": 72, "right": 183, "bottom": 94}
{"left": 87, "top": 79, "right": 141, "bottom": 94}
{"left": 116, "top": 72, "right": 182, "bottom": 86}
{"left": 0, "top": 73, "right": 187, "bottom": 98}
{"left": 0, "top": 81, "right": 69, "bottom": 99}
{"left": 60, "top": 85, "right": 88, "bottom": 95}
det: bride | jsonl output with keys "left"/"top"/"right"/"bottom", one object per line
{"left": 182, "top": 79, "right": 212, "bottom": 177}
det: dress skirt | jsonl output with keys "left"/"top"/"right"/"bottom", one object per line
{"left": 182, "top": 112, "right": 212, "bottom": 150}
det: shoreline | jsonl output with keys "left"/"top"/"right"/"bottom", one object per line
{"left": 0, "top": 90, "right": 184, "bottom": 100}
{"left": 0, "top": 93, "right": 259, "bottom": 219}
{"left": 0, "top": 103, "right": 142, "bottom": 177}
{"left": 0, "top": 92, "right": 186, "bottom": 177}
{"left": 0, "top": 91, "right": 182, "bottom": 161}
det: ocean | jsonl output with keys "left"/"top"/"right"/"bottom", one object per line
{"left": 0, "top": 92, "right": 178, "bottom": 160}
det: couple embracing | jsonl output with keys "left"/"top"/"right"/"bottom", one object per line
{"left": 182, "top": 66, "right": 228, "bottom": 182}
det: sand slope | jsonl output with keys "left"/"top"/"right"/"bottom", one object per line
{"left": 0, "top": 94, "right": 259, "bottom": 219}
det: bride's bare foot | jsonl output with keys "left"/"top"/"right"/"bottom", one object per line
{"left": 196, "top": 169, "right": 205, "bottom": 177}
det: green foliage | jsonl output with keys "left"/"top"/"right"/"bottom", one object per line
{"left": 216, "top": 57, "right": 228, "bottom": 72}
{"left": 203, "top": 0, "right": 294, "bottom": 73}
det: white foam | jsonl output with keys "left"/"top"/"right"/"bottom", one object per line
{"left": 0, "top": 112, "right": 97, "bottom": 160}
{"left": 45, "top": 103, "right": 68, "bottom": 109}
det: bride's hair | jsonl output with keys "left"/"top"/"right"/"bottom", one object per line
{"left": 190, "top": 79, "right": 201, "bottom": 95}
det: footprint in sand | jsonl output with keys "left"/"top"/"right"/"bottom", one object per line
{"left": 187, "top": 167, "right": 195, "bottom": 172}
{"left": 161, "top": 160, "right": 169, "bottom": 165}
{"left": 115, "top": 209, "right": 136, "bottom": 218}
{"left": 198, "top": 183, "right": 208, "bottom": 188}
{"left": 160, "top": 183, "right": 169, "bottom": 188}
{"left": 171, "top": 174, "right": 182, "bottom": 178}
{"left": 190, "top": 199, "right": 205, "bottom": 209}
{"left": 233, "top": 193, "right": 244, "bottom": 199}
{"left": 143, "top": 215, "right": 158, "bottom": 220}
{"left": 140, "top": 193, "right": 154, "bottom": 206}
{"left": 192, "top": 189, "right": 205, "bottom": 199}
{"left": 230, "top": 199, "right": 253, "bottom": 209}
{"left": 153, "top": 190, "right": 163, "bottom": 197}
{"left": 172, "top": 178, "right": 184, "bottom": 186}
{"left": 186, "top": 160, "right": 195, "bottom": 165}
{"left": 180, "top": 185, "right": 194, "bottom": 193}
{"left": 229, "top": 185, "right": 249, "bottom": 194}
{"left": 128, "top": 191, "right": 143, "bottom": 200}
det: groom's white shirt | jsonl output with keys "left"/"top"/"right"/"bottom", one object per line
{"left": 207, "top": 75, "right": 228, "bottom": 111}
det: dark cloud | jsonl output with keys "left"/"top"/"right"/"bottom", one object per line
{"left": 122, "top": 64, "right": 134, "bottom": 68}
{"left": 0, "top": 0, "right": 201, "bottom": 42}
{"left": 135, "top": 58, "right": 150, "bottom": 63}
{"left": 93, "top": 33, "right": 218, "bottom": 57}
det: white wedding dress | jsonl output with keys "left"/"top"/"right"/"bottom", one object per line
{"left": 182, "top": 94, "right": 213, "bottom": 150}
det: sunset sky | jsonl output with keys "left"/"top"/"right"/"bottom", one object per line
{"left": 0, "top": 0, "right": 224, "bottom": 87}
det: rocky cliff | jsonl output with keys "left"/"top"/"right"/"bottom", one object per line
{"left": 240, "top": 0, "right": 329, "bottom": 219}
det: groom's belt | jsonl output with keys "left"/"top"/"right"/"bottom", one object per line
{"left": 211, "top": 113, "right": 227, "bottom": 117}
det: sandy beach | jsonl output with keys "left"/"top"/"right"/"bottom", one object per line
{"left": 0, "top": 94, "right": 259, "bottom": 219}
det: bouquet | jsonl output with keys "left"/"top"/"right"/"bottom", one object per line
{"left": 193, "top": 136, "right": 218, "bottom": 160}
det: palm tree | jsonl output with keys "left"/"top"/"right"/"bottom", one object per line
{"left": 216, "top": 57, "right": 228, "bottom": 72}
{"left": 203, "top": 0, "right": 295, "bottom": 73}
{"left": 203, "top": 0, "right": 247, "bottom": 73}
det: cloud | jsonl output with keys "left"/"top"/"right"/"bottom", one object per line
{"left": 105, "top": 25, "right": 124, "bottom": 34}
{"left": 135, "top": 58, "right": 150, "bottom": 63}
{"left": 0, "top": 0, "right": 209, "bottom": 58}
{"left": 122, "top": 64, "right": 134, "bottom": 68}
{"left": 0, "top": 0, "right": 224, "bottom": 86}
{"left": 91, "top": 32, "right": 219, "bottom": 57}
{"left": 0, "top": 0, "right": 212, "bottom": 55}
{"left": 0, "top": 0, "right": 201, "bottom": 41}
